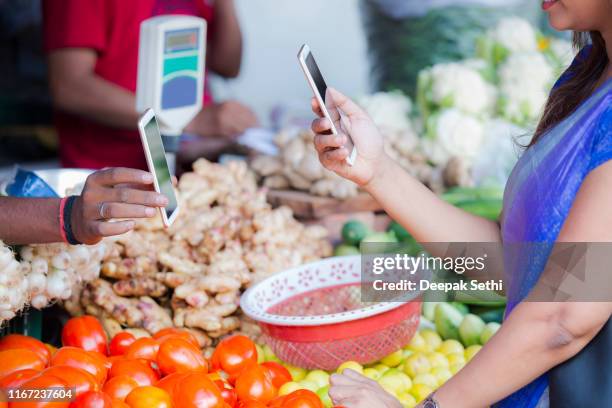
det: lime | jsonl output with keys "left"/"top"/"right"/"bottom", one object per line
{"left": 410, "top": 383, "right": 433, "bottom": 402}
{"left": 337, "top": 361, "right": 364, "bottom": 375}
{"left": 464, "top": 344, "right": 482, "bottom": 362}
{"left": 406, "top": 332, "right": 430, "bottom": 353}
{"left": 420, "top": 329, "right": 443, "bottom": 351}
{"left": 438, "top": 339, "right": 464, "bottom": 355}
{"left": 381, "top": 349, "right": 404, "bottom": 367}
{"left": 431, "top": 367, "right": 452, "bottom": 385}
{"left": 316, "top": 386, "right": 333, "bottom": 408}
{"left": 397, "top": 392, "right": 418, "bottom": 408}
{"left": 285, "top": 364, "right": 307, "bottom": 381}
{"left": 363, "top": 368, "right": 381, "bottom": 380}
{"left": 378, "top": 370, "right": 412, "bottom": 396}
{"left": 341, "top": 220, "right": 370, "bottom": 246}
{"left": 278, "top": 381, "right": 302, "bottom": 396}
{"left": 403, "top": 353, "right": 431, "bottom": 378}
{"left": 426, "top": 352, "right": 449, "bottom": 369}
{"left": 305, "top": 370, "right": 330, "bottom": 388}
{"left": 412, "top": 373, "right": 438, "bottom": 389}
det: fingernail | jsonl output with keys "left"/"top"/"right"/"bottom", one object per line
{"left": 145, "top": 207, "right": 155, "bottom": 217}
{"left": 142, "top": 173, "right": 153, "bottom": 182}
{"left": 157, "top": 196, "right": 168, "bottom": 205}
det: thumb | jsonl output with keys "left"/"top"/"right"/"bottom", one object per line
{"left": 327, "top": 88, "right": 365, "bottom": 119}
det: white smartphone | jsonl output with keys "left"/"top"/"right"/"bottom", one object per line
{"left": 137, "top": 109, "right": 180, "bottom": 227}
{"left": 298, "top": 44, "right": 357, "bottom": 166}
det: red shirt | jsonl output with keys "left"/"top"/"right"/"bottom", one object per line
{"left": 43, "top": 0, "right": 214, "bottom": 169}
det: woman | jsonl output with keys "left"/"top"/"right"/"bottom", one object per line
{"left": 0, "top": 167, "right": 168, "bottom": 245}
{"left": 310, "top": 0, "right": 612, "bottom": 407}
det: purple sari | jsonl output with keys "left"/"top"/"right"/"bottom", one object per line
{"left": 495, "top": 60, "right": 611, "bottom": 408}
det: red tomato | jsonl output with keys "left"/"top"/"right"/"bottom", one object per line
{"left": 0, "top": 369, "right": 40, "bottom": 389}
{"left": 0, "top": 335, "right": 51, "bottom": 366}
{"left": 234, "top": 364, "right": 276, "bottom": 404}
{"left": 172, "top": 373, "right": 224, "bottom": 408}
{"left": 110, "top": 399, "right": 130, "bottom": 408}
{"left": 125, "top": 386, "right": 172, "bottom": 408}
{"left": 153, "top": 328, "right": 199, "bottom": 348}
{"left": 211, "top": 335, "right": 257, "bottom": 376}
{"left": 213, "top": 380, "right": 237, "bottom": 408}
{"left": 108, "top": 359, "right": 159, "bottom": 387}
{"left": 155, "top": 372, "right": 188, "bottom": 398}
{"left": 156, "top": 337, "right": 207, "bottom": 377}
{"left": 124, "top": 338, "right": 159, "bottom": 362}
{"left": 108, "top": 333, "right": 136, "bottom": 357}
{"left": 69, "top": 390, "right": 112, "bottom": 408}
{"left": 51, "top": 347, "right": 108, "bottom": 385}
{"left": 0, "top": 349, "right": 46, "bottom": 379}
{"left": 282, "top": 390, "right": 324, "bottom": 408}
{"left": 62, "top": 316, "right": 108, "bottom": 356}
{"left": 237, "top": 401, "right": 267, "bottom": 408}
{"left": 101, "top": 375, "right": 139, "bottom": 401}
{"left": 42, "top": 365, "right": 99, "bottom": 397}
{"left": 16, "top": 374, "right": 70, "bottom": 408}
{"left": 267, "top": 396, "right": 286, "bottom": 408}
{"left": 261, "top": 362, "right": 291, "bottom": 389}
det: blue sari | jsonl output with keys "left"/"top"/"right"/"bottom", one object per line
{"left": 495, "top": 54, "right": 612, "bottom": 408}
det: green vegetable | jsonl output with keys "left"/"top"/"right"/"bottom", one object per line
{"left": 454, "top": 290, "right": 507, "bottom": 307}
{"left": 341, "top": 220, "right": 370, "bottom": 246}
{"left": 471, "top": 306, "right": 505, "bottom": 324}
{"left": 455, "top": 199, "right": 503, "bottom": 221}
{"left": 422, "top": 302, "right": 440, "bottom": 322}
{"left": 434, "top": 303, "right": 464, "bottom": 340}
{"left": 459, "top": 314, "right": 486, "bottom": 346}
{"left": 480, "top": 322, "right": 501, "bottom": 344}
{"left": 333, "top": 244, "right": 360, "bottom": 257}
{"left": 441, "top": 186, "right": 504, "bottom": 205}
{"left": 362, "top": 231, "right": 398, "bottom": 244}
{"left": 450, "top": 302, "right": 469, "bottom": 315}
{"left": 316, "top": 386, "right": 333, "bottom": 408}
{"left": 387, "top": 221, "right": 411, "bottom": 242}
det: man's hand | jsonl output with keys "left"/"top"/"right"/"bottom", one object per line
{"left": 329, "top": 369, "right": 403, "bottom": 408}
{"left": 72, "top": 168, "right": 169, "bottom": 244}
{"left": 186, "top": 100, "right": 259, "bottom": 139}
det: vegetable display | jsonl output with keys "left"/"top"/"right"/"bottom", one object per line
{"left": 0, "top": 240, "right": 108, "bottom": 324}
{"left": 62, "top": 159, "right": 332, "bottom": 352}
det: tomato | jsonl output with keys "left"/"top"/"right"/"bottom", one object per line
{"left": 153, "top": 328, "right": 199, "bottom": 348}
{"left": 62, "top": 316, "right": 108, "bottom": 356}
{"left": 154, "top": 372, "right": 187, "bottom": 399}
{"left": 172, "top": 373, "right": 224, "bottom": 408}
{"left": 213, "top": 380, "right": 237, "bottom": 408}
{"left": 282, "top": 390, "right": 324, "bottom": 408}
{"left": 69, "top": 390, "right": 112, "bottom": 408}
{"left": 156, "top": 337, "right": 207, "bottom": 377}
{"left": 0, "top": 369, "right": 40, "bottom": 389}
{"left": 0, "top": 335, "right": 51, "bottom": 366}
{"left": 102, "top": 375, "right": 139, "bottom": 401}
{"left": 16, "top": 374, "right": 70, "bottom": 408}
{"left": 124, "top": 386, "right": 172, "bottom": 408}
{"left": 51, "top": 347, "right": 108, "bottom": 384}
{"left": 260, "top": 362, "right": 291, "bottom": 389}
{"left": 108, "top": 359, "right": 159, "bottom": 387}
{"left": 110, "top": 399, "right": 130, "bottom": 408}
{"left": 43, "top": 366, "right": 99, "bottom": 397}
{"left": 237, "top": 401, "right": 267, "bottom": 408}
{"left": 267, "top": 396, "right": 286, "bottom": 408}
{"left": 234, "top": 364, "right": 276, "bottom": 404}
{"left": 0, "top": 349, "right": 46, "bottom": 379}
{"left": 211, "top": 336, "right": 257, "bottom": 377}
{"left": 109, "top": 333, "right": 136, "bottom": 357}
{"left": 124, "top": 338, "right": 159, "bottom": 362}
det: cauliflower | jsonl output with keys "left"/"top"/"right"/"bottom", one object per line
{"left": 477, "top": 17, "right": 539, "bottom": 64}
{"left": 358, "top": 91, "right": 413, "bottom": 133}
{"left": 418, "top": 61, "right": 496, "bottom": 118}
{"left": 424, "top": 109, "right": 485, "bottom": 165}
{"left": 498, "top": 52, "right": 554, "bottom": 125}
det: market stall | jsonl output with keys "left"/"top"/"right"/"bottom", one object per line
{"left": 0, "top": 16, "right": 572, "bottom": 408}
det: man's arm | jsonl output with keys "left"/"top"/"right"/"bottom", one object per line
{"left": 0, "top": 198, "right": 63, "bottom": 244}
{"left": 207, "top": 0, "right": 242, "bottom": 78}
{"left": 47, "top": 48, "right": 139, "bottom": 129}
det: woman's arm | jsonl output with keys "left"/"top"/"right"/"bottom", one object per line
{"left": 0, "top": 198, "right": 63, "bottom": 244}
{"left": 311, "top": 89, "right": 500, "bottom": 244}
{"left": 431, "top": 160, "right": 612, "bottom": 407}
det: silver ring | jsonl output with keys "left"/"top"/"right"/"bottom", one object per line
{"left": 99, "top": 202, "right": 107, "bottom": 219}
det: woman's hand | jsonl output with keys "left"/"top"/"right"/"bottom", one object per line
{"left": 329, "top": 369, "right": 402, "bottom": 408}
{"left": 310, "top": 88, "right": 387, "bottom": 187}
{"left": 71, "top": 168, "right": 169, "bottom": 244}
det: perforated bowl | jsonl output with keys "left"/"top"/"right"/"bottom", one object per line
{"left": 241, "top": 255, "right": 421, "bottom": 370}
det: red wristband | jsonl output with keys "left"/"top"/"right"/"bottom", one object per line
{"left": 59, "top": 197, "right": 69, "bottom": 244}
